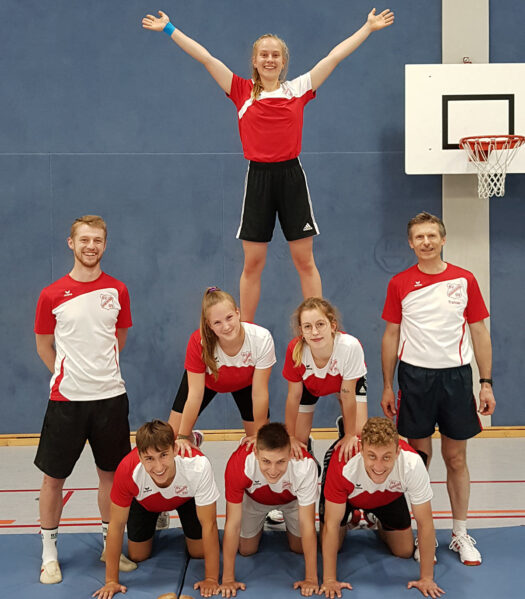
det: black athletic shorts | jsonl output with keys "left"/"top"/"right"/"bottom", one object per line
{"left": 318, "top": 439, "right": 411, "bottom": 531}
{"left": 397, "top": 361, "right": 482, "bottom": 441}
{"left": 127, "top": 497, "right": 202, "bottom": 543}
{"left": 237, "top": 158, "right": 319, "bottom": 242}
{"left": 172, "top": 371, "right": 264, "bottom": 422}
{"left": 34, "top": 393, "right": 131, "bottom": 479}
{"left": 299, "top": 375, "right": 368, "bottom": 406}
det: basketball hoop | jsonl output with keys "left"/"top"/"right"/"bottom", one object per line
{"left": 459, "top": 135, "right": 525, "bottom": 199}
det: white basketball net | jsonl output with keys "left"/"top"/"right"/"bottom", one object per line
{"left": 460, "top": 135, "right": 525, "bottom": 199}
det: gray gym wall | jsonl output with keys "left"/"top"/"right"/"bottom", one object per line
{"left": 0, "top": 1, "right": 522, "bottom": 433}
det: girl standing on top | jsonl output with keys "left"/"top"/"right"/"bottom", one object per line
{"left": 142, "top": 7, "right": 394, "bottom": 321}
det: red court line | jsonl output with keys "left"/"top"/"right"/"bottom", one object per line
{"left": 62, "top": 490, "right": 74, "bottom": 507}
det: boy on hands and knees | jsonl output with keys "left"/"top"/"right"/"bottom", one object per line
{"left": 222, "top": 423, "right": 319, "bottom": 597}
{"left": 381, "top": 212, "right": 496, "bottom": 565}
{"left": 320, "top": 418, "right": 444, "bottom": 598}
{"left": 93, "top": 420, "right": 221, "bottom": 599}
{"left": 34, "top": 215, "right": 135, "bottom": 584}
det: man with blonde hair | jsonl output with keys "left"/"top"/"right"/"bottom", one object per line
{"left": 320, "top": 417, "right": 443, "bottom": 598}
{"left": 34, "top": 215, "right": 134, "bottom": 584}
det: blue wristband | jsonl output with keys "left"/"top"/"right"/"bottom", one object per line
{"left": 163, "top": 22, "right": 175, "bottom": 36}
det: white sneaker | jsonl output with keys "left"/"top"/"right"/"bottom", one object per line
{"left": 156, "top": 511, "right": 171, "bottom": 530}
{"left": 265, "top": 509, "right": 285, "bottom": 526}
{"left": 413, "top": 537, "right": 438, "bottom": 564}
{"left": 361, "top": 511, "right": 378, "bottom": 530}
{"left": 100, "top": 550, "right": 138, "bottom": 572}
{"left": 192, "top": 430, "right": 203, "bottom": 447}
{"left": 449, "top": 533, "right": 482, "bottom": 566}
{"left": 40, "top": 560, "right": 62, "bottom": 584}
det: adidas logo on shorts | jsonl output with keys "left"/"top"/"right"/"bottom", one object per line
{"left": 303, "top": 223, "right": 313, "bottom": 231}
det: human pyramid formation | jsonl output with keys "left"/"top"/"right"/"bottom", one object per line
{"left": 33, "top": 6, "right": 496, "bottom": 599}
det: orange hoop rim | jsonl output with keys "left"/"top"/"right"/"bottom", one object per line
{"left": 460, "top": 134, "right": 525, "bottom": 152}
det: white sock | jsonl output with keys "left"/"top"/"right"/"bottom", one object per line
{"left": 102, "top": 521, "right": 109, "bottom": 550}
{"left": 452, "top": 519, "right": 467, "bottom": 537}
{"left": 41, "top": 527, "right": 58, "bottom": 565}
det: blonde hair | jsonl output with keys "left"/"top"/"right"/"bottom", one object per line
{"left": 407, "top": 212, "right": 446, "bottom": 238}
{"left": 251, "top": 34, "right": 289, "bottom": 100}
{"left": 200, "top": 287, "right": 239, "bottom": 379}
{"left": 291, "top": 297, "right": 340, "bottom": 368}
{"left": 70, "top": 215, "right": 107, "bottom": 239}
{"left": 361, "top": 417, "right": 399, "bottom": 448}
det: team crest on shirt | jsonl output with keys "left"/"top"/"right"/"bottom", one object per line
{"left": 446, "top": 282, "right": 465, "bottom": 305}
{"left": 175, "top": 485, "right": 188, "bottom": 495}
{"left": 100, "top": 293, "right": 115, "bottom": 310}
{"left": 388, "top": 480, "right": 403, "bottom": 493}
{"left": 241, "top": 351, "right": 252, "bottom": 365}
{"left": 328, "top": 359, "right": 339, "bottom": 375}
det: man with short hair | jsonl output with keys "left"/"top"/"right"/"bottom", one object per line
{"left": 93, "top": 420, "right": 221, "bottom": 598}
{"left": 320, "top": 417, "right": 443, "bottom": 598}
{"left": 222, "top": 422, "right": 319, "bottom": 597}
{"left": 34, "top": 215, "right": 134, "bottom": 584}
{"left": 381, "top": 211, "right": 496, "bottom": 566}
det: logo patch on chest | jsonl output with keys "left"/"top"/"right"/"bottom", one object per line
{"left": 100, "top": 293, "right": 115, "bottom": 310}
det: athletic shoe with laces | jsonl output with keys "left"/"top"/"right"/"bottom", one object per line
{"left": 40, "top": 560, "right": 62, "bottom": 584}
{"left": 413, "top": 537, "right": 438, "bottom": 564}
{"left": 265, "top": 509, "right": 285, "bottom": 526}
{"left": 192, "top": 430, "right": 203, "bottom": 448}
{"left": 100, "top": 549, "right": 138, "bottom": 572}
{"left": 156, "top": 510, "right": 171, "bottom": 530}
{"left": 361, "top": 511, "right": 379, "bottom": 530}
{"left": 346, "top": 509, "right": 362, "bottom": 530}
{"left": 449, "top": 532, "right": 482, "bottom": 566}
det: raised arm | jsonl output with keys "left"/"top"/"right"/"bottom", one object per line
{"left": 142, "top": 10, "right": 233, "bottom": 93}
{"left": 469, "top": 320, "right": 496, "bottom": 416}
{"left": 381, "top": 321, "right": 400, "bottom": 419}
{"left": 310, "top": 8, "right": 394, "bottom": 91}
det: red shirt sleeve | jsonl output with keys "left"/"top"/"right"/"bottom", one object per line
{"left": 225, "top": 446, "right": 251, "bottom": 504}
{"left": 184, "top": 330, "right": 206, "bottom": 374}
{"left": 226, "top": 74, "right": 253, "bottom": 110}
{"left": 34, "top": 289, "right": 56, "bottom": 335}
{"left": 323, "top": 452, "right": 353, "bottom": 504}
{"left": 465, "top": 274, "right": 489, "bottom": 323}
{"left": 116, "top": 284, "right": 132, "bottom": 329}
{"left": 110, "top": 452, "right": 138, "bottom": 508}
{"left": 381, "top": 277, "right": 402, "bottom": 324}
{"left": 282, "top": 338, "right": 304, "bottom": 382}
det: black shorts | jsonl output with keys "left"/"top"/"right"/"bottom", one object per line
{"left": 318, "top": 440, "right": 411, "bottom": 531}
{"left": 172, "top": 371, "right": 260, "bottom": 422}
{"left": 127, "top": 497, "right": 202, "bottom": 543}
{"left": 397, "top": 361, "right": 482, "bottom": 441}
{"left": 34, "top": 394, "right": 131, "bottom": 479}
{"left": 237, "top": 158, "right": 319, "bottom": 242}
{"left": 299, "top": 375, "right": 368, "bottom": 407}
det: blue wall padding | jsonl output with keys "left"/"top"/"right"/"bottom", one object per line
{"left": 1, "top": 0, "right": 524, "bottom": 431}
{"left": 1, "top": 529, "right": 188, "bottom": 598}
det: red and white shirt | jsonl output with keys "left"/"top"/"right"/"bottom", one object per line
{"left": 282, "top": 332, "right": 367, "bottom": 397}
{"left": 185, "top": 322, "right": 276, "bottom": 393}
{"left": 382, "top": 263, "right": 489, "bottom": 369}
{"left": 323, "top": 441, "right": 432, "bottom": 510}
{"left": 34, "top": 273, "right": 132, "bottom": 401}
{"left": 225, "top": 445, "right": 318, "bottom": 506}
{"left": 227, "top": 73, "right": 316, "bottom": 162}
{"left": 111, "top": 447, "right": 220, "bottom": 512}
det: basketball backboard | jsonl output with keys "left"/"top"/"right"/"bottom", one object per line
{"left": 405, "top": 64, "right": 525, "bottom": 174}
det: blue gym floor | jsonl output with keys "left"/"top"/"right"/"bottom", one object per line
{"left": 2, "top": 526, "right": 524, "bottom": 598}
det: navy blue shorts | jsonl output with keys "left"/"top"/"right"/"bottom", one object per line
{"left": 397, "top": 361, "right": 482, "bottom": 441}
{"left": 237, "top": 158, "right": 319, "bottom": 242}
